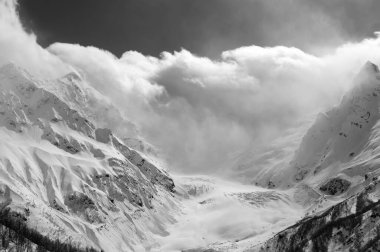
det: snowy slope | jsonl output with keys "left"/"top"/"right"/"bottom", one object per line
{"left": 0, "top": 63, "right": 178, "bottom": 251}
{"left": 290, "top": 62, "right": 380, "bottom": 187}
{"left": 234, "top": 62, "right": 380, "bottom": 191}
{"left": 253, "top": 62, "right": 380, "bottom": 251}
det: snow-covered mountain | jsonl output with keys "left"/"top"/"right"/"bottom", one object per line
{"left": 234, "top": 61, "right": 380, "bottom": 191}
{"left": 255, "top": 61, "right": 380, "bottom": 251}
{"left": 0, "top": 63, "right": 178, "bottom": 251}
{"left": 2, "top": 60, "right": 380, "bottom": 252}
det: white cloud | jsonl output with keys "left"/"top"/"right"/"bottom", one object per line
{"left": 0, "top": 0, "right": 69, "bottom": 77}
{"left": 47, "top": 41, "right": 380, "bottom": 174}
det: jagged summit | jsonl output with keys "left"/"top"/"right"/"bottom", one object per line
{"left": 353, "top": 61, "right": 380, "bottom": 89}
{"left": 362, "top": 60, "right": 379, "bottom": 73}
{"left": 0, "top": 62, "right": 34, "bottom": 82}
{"left": 60, "top": 71, "right": 82, "bottom": 82}
{"left": 0, "top": 62, "right": 20, "bottom": 72}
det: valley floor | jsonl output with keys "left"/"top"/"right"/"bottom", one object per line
{"left": 154, "top": 176, "right": 304, "bottom": 252}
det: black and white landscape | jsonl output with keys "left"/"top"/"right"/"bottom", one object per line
{"left": 2, "top": 0, "right": 380, "bottom": 251}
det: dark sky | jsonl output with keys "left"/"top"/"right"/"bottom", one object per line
{"left": 18, "top": 0, "right": 380, "bottom": 58}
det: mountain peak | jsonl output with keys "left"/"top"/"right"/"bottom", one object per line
{"left": 361, "top": 60, "right": 379, "bottom": 74}
{"left": 0, "top": 62, "right": 35, "bottom": 85}
{"left": 61, "top": 71, "right": 82, "bottom": 82}
{"left": 0, "top": 62, "right": 23, "bottom": 75}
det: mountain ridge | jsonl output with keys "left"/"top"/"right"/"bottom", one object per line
{"left": 0, "top": 63, "right": 178, "bottom": 251}
{"left": 258, "top": 61, "right": 380, "bottom": 251}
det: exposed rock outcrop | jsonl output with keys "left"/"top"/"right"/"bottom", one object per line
{"left": 262, "top": 179, "right": 380, "bottom": 252}
{"left": 320, "top": 178, "right": 351, "bottom": 196}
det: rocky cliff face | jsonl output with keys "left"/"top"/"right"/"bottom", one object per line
{"left": 0, "top": 63, "right": 177, "bottom": 251}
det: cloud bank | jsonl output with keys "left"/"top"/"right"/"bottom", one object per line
{"left": 0, "top": 0, "right": 69, "bottom": 77}
{"left": 2, "top": 0, "right": 380, "bottom": 175}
